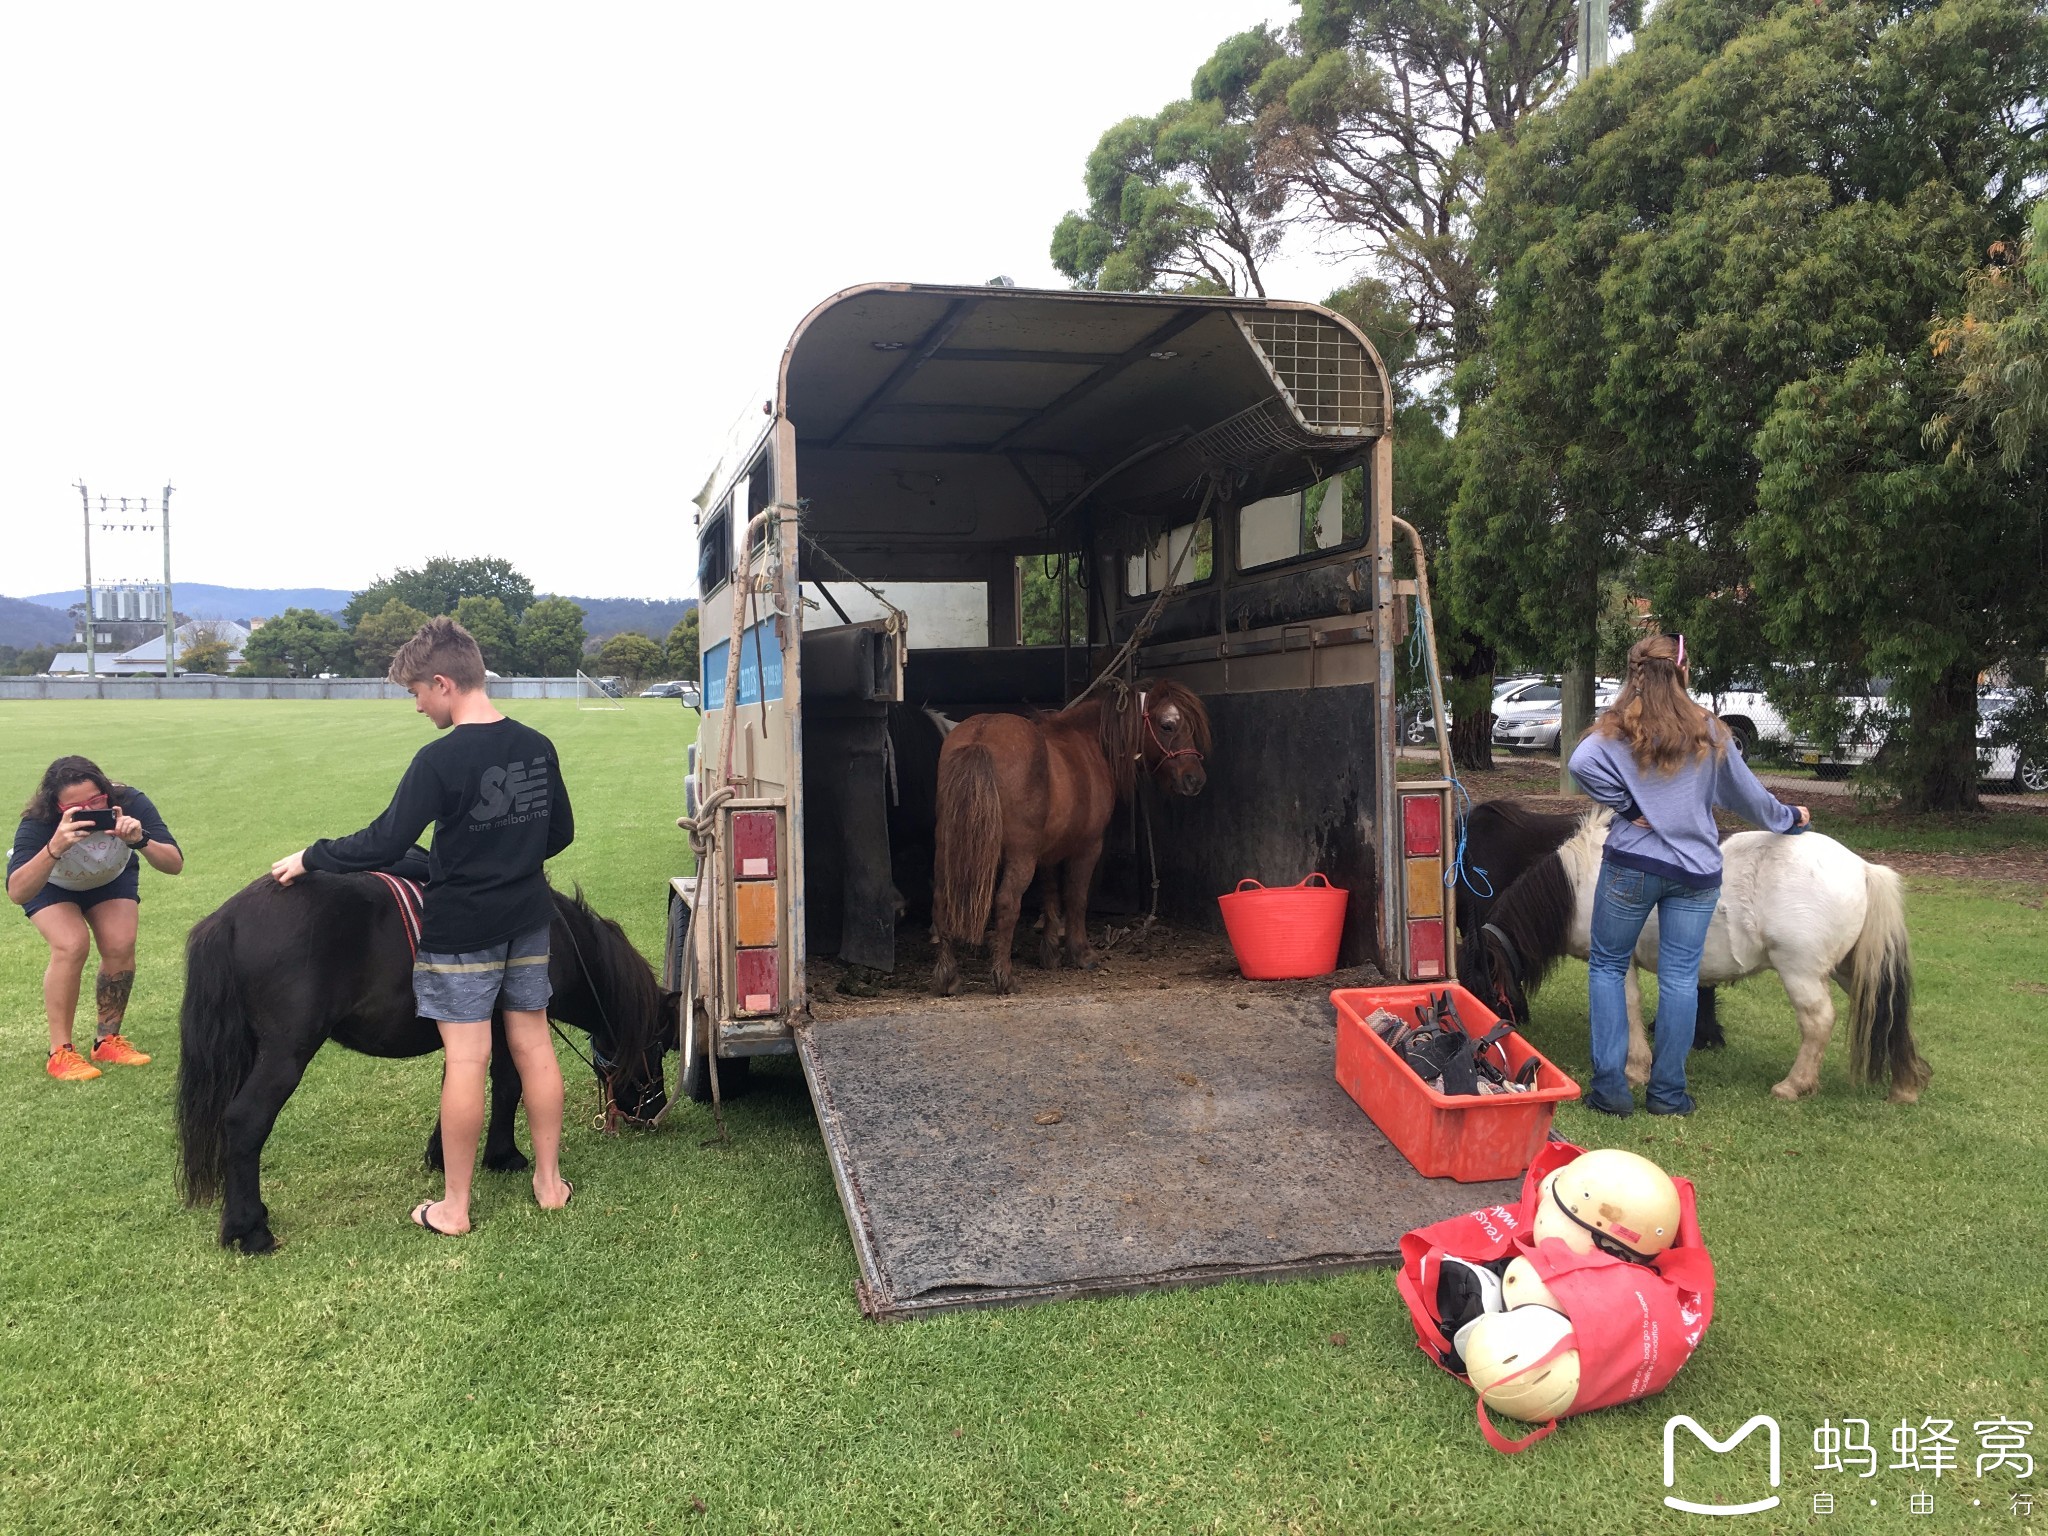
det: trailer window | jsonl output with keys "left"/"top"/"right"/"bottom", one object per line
{"left": 1236, "top": 472, "right": 1364, "bottom": 572}
{"left": 698, "top": 501, "right": 733, "bottom": 594}
{"left": 744, "top": 451, "right": 776, "bottom": 550}
{"left": 1123, "top": 518, "right": 1213, "bottom": 598}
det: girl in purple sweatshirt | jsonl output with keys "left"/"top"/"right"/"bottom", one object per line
{"left": 1565, "top": 635, "right": 1810, "bottom": 1116}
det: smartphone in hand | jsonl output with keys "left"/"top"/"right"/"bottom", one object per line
{"left": 68, "top": 807, "right": 119, "bottom": 832}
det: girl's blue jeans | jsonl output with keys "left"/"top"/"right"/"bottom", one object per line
{"left": 1586, "top": 860, "right": 1720, "bottom": 1112}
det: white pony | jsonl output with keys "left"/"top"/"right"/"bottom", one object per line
{"left": 1461, "top": 807, "right": 1930, "bottom": 1103}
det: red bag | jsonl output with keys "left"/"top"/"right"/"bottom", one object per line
{"left": 1395, "top": 1140, "right": 1716, "bottom": 1453}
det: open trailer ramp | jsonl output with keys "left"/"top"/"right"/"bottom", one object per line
{"left": 796, "top": 988, "right": 1519, "bottom": 1319}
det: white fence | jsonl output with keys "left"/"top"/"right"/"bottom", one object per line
{"left": 0, "top": 676, "right": 586, "bottom": 701}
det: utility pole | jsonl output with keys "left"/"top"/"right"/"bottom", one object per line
{"left": 77, "top": 482, "right": 96, "bottom": 678}
{"left": 1561, "top": 0, "right": 1612, "bottom": 792}
{"left": 162, "top": 482, "right": 176, "bottom": 678}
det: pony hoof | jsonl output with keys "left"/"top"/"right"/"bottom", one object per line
{"left": 932, "top": 959, "right": 959, "bottom": 997}
{"left": 1887, "top": 1085, "right": 1922, "bottom": 1105}
{"left": 991, "top": 971, "right": 1016, "bottom": 996}
{"left": 1625, "top": 1064, "right": 1651, "bottom": 1089}
{"left": 1771, "top": 1078, "right": 1817, "bottom": 1101}
{"left": 1067, "top": 948, "right": 1099, "bottom": 972}
{"left": 1039, "top": 943, "right": 1062, "bottom": 971}
{"left": 484, "top": 1146, "right": 531, "bottom": 1173}
{"left": 228, "top": 1227, "right": 278, "bottom": 1255}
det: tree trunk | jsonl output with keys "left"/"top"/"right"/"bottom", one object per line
{"left": 1559, "top": 666, "right": 1596, "bottom": 794}
{"left": 1899, "top": 661, "right": 1982, "bottom": 813}
{"left": 1446, "top": 638, "right": 1497, "bottom": 773}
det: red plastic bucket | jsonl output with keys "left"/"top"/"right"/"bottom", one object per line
{"left": 1218, "top": 874, "right": 1348, "bottom": 979}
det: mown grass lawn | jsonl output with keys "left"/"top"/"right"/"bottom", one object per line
{"left": 1, "top": 701, "right": 2041, "bottom": 1534}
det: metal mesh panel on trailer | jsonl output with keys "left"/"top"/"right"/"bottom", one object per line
{"left": 1236, "top": 311, "right": 1384, "bottom": 437}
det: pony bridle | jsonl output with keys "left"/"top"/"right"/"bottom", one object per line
{"left": 1137, "top": 692, "right": 1203, "bottom": 770}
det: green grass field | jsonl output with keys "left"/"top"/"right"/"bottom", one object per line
{"left": 1, "top": 701, "right": 2041, "bottom": 1534}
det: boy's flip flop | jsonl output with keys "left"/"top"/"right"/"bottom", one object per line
{"left": 411, "top": 1200, "right": 462, "bottom": 1236}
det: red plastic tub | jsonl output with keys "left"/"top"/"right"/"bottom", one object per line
{"left": 1331, "top": 983, "right": 1581, "bottom": 1182}
{"left": 1218, "top": 874, "right": 1348, "bottom": 979}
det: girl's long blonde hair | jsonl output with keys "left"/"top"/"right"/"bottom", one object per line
{"left": 1590, "top": 633, "right": 1723, "bottom": 772}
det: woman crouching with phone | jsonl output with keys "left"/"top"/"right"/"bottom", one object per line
{"left": 7, "top": 756, "right": 182, "bottom": 1081}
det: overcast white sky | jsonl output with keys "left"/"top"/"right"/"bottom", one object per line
{"left": 2, "top": 2, "right": 1355, "bottom": 604}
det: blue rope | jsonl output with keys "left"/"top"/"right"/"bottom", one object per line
{"left": 1443, "top": 774, "right": 1494, "bottom": 900}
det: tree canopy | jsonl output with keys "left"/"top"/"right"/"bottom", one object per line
{"left": 598, "top": 631, "right": 663, "bottom": 685}
{"left": 517, "top": 597, "right": 587, "bottom": 678}
{"left": 240, "top": 609, "right": 355, "bottom": 679}
{"left": 665, "top": 610, "right": 700, "bottom": 680}
{"left": 452, "top": 595, "right": 518, "bottom": 674}
{"left": 1454, "top": 0, "right": 2048, "bottom": 809}
{"left": 350, "top": 600, "right": 431, "bottom": 680}
{"left": 343, "top": 557, "right": 535, "bottom": 628}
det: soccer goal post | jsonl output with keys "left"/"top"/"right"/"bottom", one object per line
{"left": 577, "top": 670, "right": 624, "bottom": 710}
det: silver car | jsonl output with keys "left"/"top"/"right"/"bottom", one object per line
{"left": 1491, "top": 678, "right": 1621, "bottom": 752}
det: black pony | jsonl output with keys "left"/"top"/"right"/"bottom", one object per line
{"left": 176, "top": 872, "right": 673, "bottom": 1253}
{"left": 1455, "top": 798, "right": 1722, "bottom": 1048}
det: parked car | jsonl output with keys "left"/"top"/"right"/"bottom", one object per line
{"left": 641, "top": 680, "right": 687, "bottom": 698}
{"left": 1977, "top": 690, "right": 2048, "bottom": 792}
{"left": 1404, "top": 675, "right": 1544, "bottom": 743}
{"left": 1792, "top": 679, "right": 1893, "bottom": 777}
{"left": 596, "top": 675, "right": 624, "bottom": 698}
{"left": 1689, "top": 678, "right": 1790, "bottom": 759}
{"left": 1491, "top": 677, "right": 1621, "bottom": 753}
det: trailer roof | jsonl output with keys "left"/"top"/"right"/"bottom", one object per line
{"left": 777, "top": 283, "right": 1391, "bottom": 566}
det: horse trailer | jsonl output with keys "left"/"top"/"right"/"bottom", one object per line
{"left": 669, "top": 282, "right": 1481, "bottom": 1316}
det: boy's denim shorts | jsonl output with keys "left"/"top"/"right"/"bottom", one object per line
{"left": 413, "top": 924, "right": 553, "bottom": 1023}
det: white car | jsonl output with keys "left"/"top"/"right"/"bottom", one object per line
{"left": 1977, "top": 691, "right": 2047, "bottom": 792}
{"left": 1690, "top": 680, "right": 1791, "bottom": 760}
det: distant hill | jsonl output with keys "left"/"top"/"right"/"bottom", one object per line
{"left": 25, "top": 584, "right": 352, "bottom": 621}
{"left": 559, "top": 595, "right": 697, "bottom": 642}
{"left": 0, "top": 595, "right": 74, "bottom": 648}
{"left": 16, "top": 585, "right": 695, "bottom": 639}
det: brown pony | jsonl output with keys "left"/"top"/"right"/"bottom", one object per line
{"left": 931, "top": 680, "right": 1211, "bottom": 995}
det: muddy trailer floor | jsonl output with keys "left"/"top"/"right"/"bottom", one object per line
{"left": 796, "top": 942, "right": 1523, "bottom": 1319}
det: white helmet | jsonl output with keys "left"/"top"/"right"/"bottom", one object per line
{"left": 1501, "top": 1254, "right": 1563, "bottom": 1313}
{"left": 1463, "top": 1305, "right": 1580, "bottom": 1422}
{"left": 1549, "top": 1148, "right": 1682, "bottom": 1260}
{"left": 1530, "top": 1169, "right": 1600, "bottom": 1256}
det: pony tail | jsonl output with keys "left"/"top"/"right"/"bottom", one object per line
{"left": 932, "top": 744, "right": 1004, "bottom": 947}
{"left": 176, "top": 908, "right": 257, "bottom": 1209}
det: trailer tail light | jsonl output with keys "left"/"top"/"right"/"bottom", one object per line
{"left": 1408, "top": 919, "right": 1446, "bottom": 979}
{"left": 733, "top": 811, "right": 777, "bottom": 878}
{"left": 734, "top": 880, "right": 778, "bottom": 947}
{"left": 1401, "top": 790, "right": 1450, "bottom": 981}
{"left": 726, "top": 805, "right": 785, "bottom": 1019}
{"left": 1402, "top": 793, "right": 1442, "bottom": 856}
{"left": 735, "top": 947, "right": 780, "bottom": 1016}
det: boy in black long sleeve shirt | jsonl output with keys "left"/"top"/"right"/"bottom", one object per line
{"left": 271, "top": 618, "right": 574, "bottom": 1234}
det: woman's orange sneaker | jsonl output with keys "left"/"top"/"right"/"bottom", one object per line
{"left": 47, "top": 1045, "right": 102, "bottom": 1082}
{"left": 91, "top": 1035, "right": 151, "bottom": 1067}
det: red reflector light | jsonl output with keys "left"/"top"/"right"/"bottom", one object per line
{"left": 733, "top": 811, "right": 777, "bottom": 878}
{"left": 735, "top": 947, "right": 779, "bottom": 1015}
{"left": 1408, "top": 918, "right": 1446, "bottom": 980}
{"left": 1402, "top": 794, "right": 1442, "bottom": 857}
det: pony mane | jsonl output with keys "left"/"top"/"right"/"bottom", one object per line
{"left": 551, "top": 884, "right": 662, "bottom": 1072}
{"left": 1053, "top": 678, "right": 1212, "bottom": 799}
{"left": 1479, "top": 805, "right": 1611, "bottom": 993}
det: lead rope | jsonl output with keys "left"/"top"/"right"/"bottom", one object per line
{"left": 669, "top": 785, "right": 736, "bottom": 1145}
